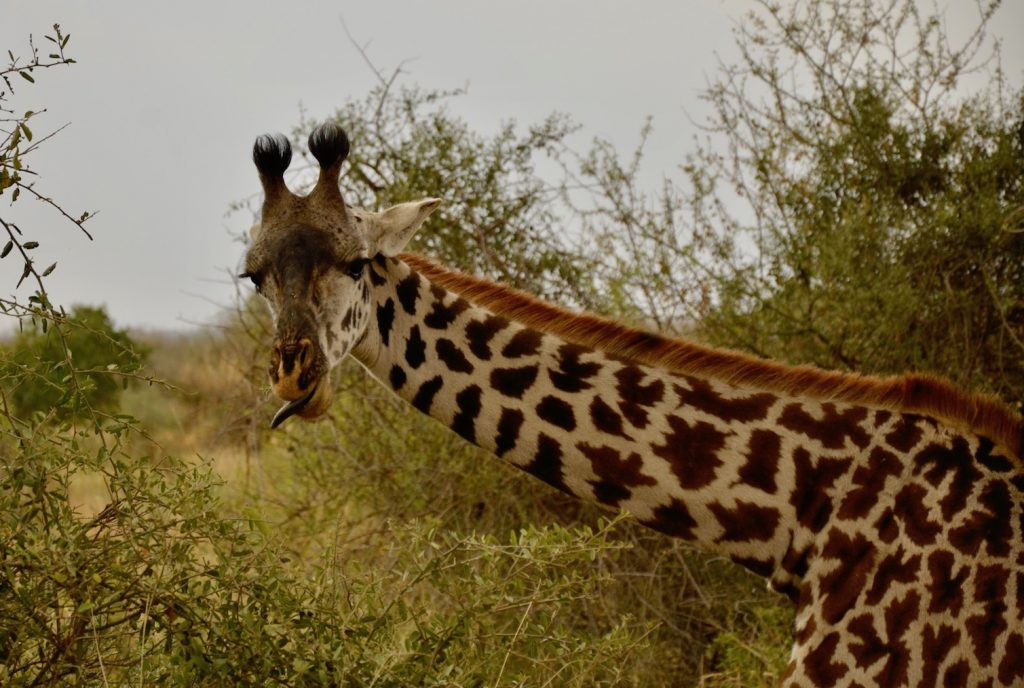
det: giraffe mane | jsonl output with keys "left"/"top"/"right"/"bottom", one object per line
{"left": 400, "top": 252, "right": 1024, "bottom": 461}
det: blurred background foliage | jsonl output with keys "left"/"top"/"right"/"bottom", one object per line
{"left": 2, "top": 1, "right": 1022, "bottom": 685}
{"left": 3, "top": 304, "right": 146, "bottom": 421}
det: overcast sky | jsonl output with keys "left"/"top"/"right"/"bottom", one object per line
{"left": 3, "top": 1, "right": 1023, "bottom": 331}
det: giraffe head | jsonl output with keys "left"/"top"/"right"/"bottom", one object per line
{"left": 243, "top": 123, "right": 440, "bottom": 427}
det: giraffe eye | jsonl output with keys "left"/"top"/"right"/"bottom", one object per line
{"left": 345, "top": 258, "right": 369, "bottom": 280}
{"left": 239, "top": 272, "right": 263, "bottom": 292}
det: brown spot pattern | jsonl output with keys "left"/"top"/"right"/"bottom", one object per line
{"left": 490, "top": 365, "right": 539, "bottom": 398}
{"left": 999, "top": 632, "right": 1024, "bottom": 684}
{"left": 943, "top": 661, "right": 969, "bottom": 687}
{"left": 709, "top": 500, "right": 780, "bottom": 542}
{"left": 405, "top": 325, "right": 426, "bottom": 369}
{"left": 791, "top": 448, "right": 848, "bottom": 531}
{"left": 847, "top": 613, "right": 887, "bottom": 673}
{"left": 527, "top": 433, "right": 568, "bottom": 493}
{"left": 644, "top": 498, "right": 698, "bottom": 539}
{"left": 915, "top": 437, "right": 982, "bottom": 520}
{"left": 536, "top": 395, "right": 576, "bottom": 431}
{"left": 837, "top": 446, "right": 902, "bottom": 520}
{"left": 451, "top": 385, "right": 482, "bottom": 442}
{"left": 893, "top": 483, "right": 942, "bottom": 546}
{"left": 652, "top": 416, "right": 726, "bottom": 490}
{"left": 949, "top": 481, "right": 1013, "bottom": 557}
{"left": 864, "top": 548, "right": 920, "bottom": 606}
{"left": 411, "top": 375, "right": 443, "bottom": 413}
{"left": 388, "top": 364, "right": 406, "bottom": 390}
{"left": 549, "top": 342, "right": 601, "bottom": 393}
{"left": 876, "top": 590, "right": 918, "bottom": 686}
{"left": 436, "top": 338, "right": 474, "bottom": 374}
{"left": 464, "top": 314, "right": 508, "bottom": 361}
{"left": 968, "top": 564, "right": 1009, "bottom": 666}
{"left": 502, "top": 329, "right": 543, "bottom": 358}
{"left": 819, "top": 531, "right": 876, "bottom": 624}
{"left": 803, "top": 632, "right": 847, "bottom": 685}
{"left": 615, "top": 366, "right": 665, "bottom": 429}
{"left": 424, "top": 290, "right": 469, "bottom": 329}
{"left": 921, "top": 623, "right": 960, "bottom": 688}
{"left": 678, "top": 375, "right": 776, "bottom": 422}
{"left": 589, "top": 396, "right": 629, "bottom": 438}
{"left": 396, "top": 272, "right": 421, "bottom": 315}
{"left": 779, "top": 402, "right": 871, "bottom": 449}
{"left": 736, "top": 429, "right": 781, "bottom": 494}
{"left": 578, "top": 442, "right": 656, "bottom": 506}
{"left": 885, "top": 414, "right": 923, "bottom": 452}
{"left": 494, "top": 408, "right": 524, "bottom": 457}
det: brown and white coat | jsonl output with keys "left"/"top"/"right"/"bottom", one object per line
{"left": 244, "top": 123, "right": 1024, "bottom": 687}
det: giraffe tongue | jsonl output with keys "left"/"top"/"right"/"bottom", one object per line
{"left": 270, "top": 384, "right": 318, "bottom": 429}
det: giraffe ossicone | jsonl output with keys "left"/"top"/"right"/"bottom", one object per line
{"left": 243, "top": 122, "right": 1024, "bottom": 687}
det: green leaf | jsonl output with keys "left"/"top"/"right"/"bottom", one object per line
{"left": 42, "top": 262, "right": 56, "bottom": 276}
{"left": 19, "top": 71, "right": 34, "bottom": 84}
{"left": 20, "top": 124, "right": 32, "bottom": 142}
{"left": 23, "top": 241, "right": 39, "bottom": 249}
{"left": 1, "top": 241, "right": 12, "bottom": 258}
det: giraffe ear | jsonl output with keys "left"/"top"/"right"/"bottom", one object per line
{"left": 364, "top": 198, "right": 441, "bottom": 257}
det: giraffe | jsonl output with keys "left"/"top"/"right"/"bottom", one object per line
{"left": 242, "top": 122, "right": 1024, "bottom": 687}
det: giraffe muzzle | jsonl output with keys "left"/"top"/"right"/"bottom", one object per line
{"left": 271, "top": 383, "right": 318, "bottom": 428}
{"left": 271, "top": 338, "right": 315, "bottom": 393}
{"left": 268, "top": 336, "right": 333, "bottom": 427}
{"left": 269, "top": 380, "right": 333, "bottom": 428}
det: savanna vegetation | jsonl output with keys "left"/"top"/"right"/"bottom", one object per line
{"left": 2, "top": 1, "right": 1022, "bottom": 685}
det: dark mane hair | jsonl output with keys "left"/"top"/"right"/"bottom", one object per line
{"left": 401, "top": 252, "right": 1023, "bottom": 460}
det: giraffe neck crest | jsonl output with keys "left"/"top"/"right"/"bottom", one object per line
{"left": 400, "top": 252, "right": 1023, "bottom": 461}
{"left": 353, "top": 255, "right": 825, "bottom": 593}
{"left": 347, "top": 253, "right": 1024, "bottom": 686}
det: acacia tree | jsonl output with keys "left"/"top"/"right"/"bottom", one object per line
{"left": 573, "top": 0, "right": 1023, "bottom": 409}
{"left": 272, "top": 79, "right": 603, "bottom": 309}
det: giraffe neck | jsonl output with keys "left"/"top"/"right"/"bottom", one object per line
{"left": 352, "top": 256, "right": 905, "bottom": 594}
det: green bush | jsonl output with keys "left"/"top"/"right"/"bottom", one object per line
{"left": 1, "top": 421, "right": 654, "bottom": 687}
{"left": 3, "top": 304, "right": 146, "bottom": 420}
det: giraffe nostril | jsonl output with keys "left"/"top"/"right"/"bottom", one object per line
{"left": 271, "top": 338, "right": 317, "bottom": 381}
{"left": 297, "top": 338, "right": 313, "bottom": 367}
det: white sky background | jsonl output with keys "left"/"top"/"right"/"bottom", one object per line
{"left": 2, "top": 1, "right": 1023, "bottom": 331}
